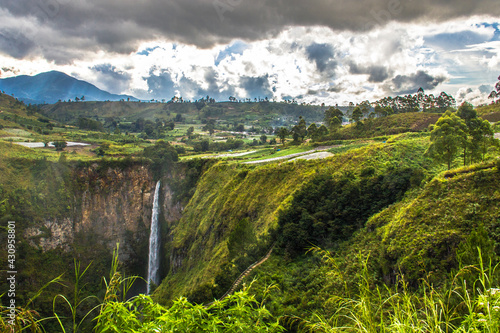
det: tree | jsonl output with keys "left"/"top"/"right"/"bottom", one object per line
{"left": 457, "top": 102, "right": 495, "bottom": 164}
{"left": 427, "top": 111, "right": 467, "bottom": 170}
{"left": 53, "top": 141, "right": 67, "bottom": 151}
{"left": 260, "top": 134, "right": 267, "bottom": 145}
{"left": 329, "top": 116, "right": 342, "bottom": 133}
{"left": 291, "top": 116, "right": 307, "bottom": 142}
{"left": 374, "top": 104, "right": 385, "bottom": 118}
{"left": 359, "top": 100, "right": 371, "bottom": 117}
{"left": 144, "top": 122, "right": 155, "bottom": 137}
{"left": 457, "top": 102, "right": 477, "bottom": 125}
{"left": 204, "top": 120, "right": 216, "bottom": 136}
{"left": 351, "top": 106, "right": 363, "bottom": 124}
{"left": 467, "top": 117, "right": 494, "bottom": 163}
{"left": 296, "top": 116, "right": 307, "bottom": 141}
{"left": 174, "top": 113, "right": 184, "bottom": 122}
{"left": 200, "top": 140, "right": 210, "bottom": 152}
{"left": 316, "top": 125, "right": 328, "bottom": 139}
{"left": 307, "top": 123, "right": 318, "bottom": 140}
{"left": 143, "top": 140, "right": 179, "bottom": 165}
{"left": 186, "top": 126, "right": 194, "bottom": 137}
{"left": 488, "top": 75, "right": 500, "bottom": 103}
{"left": 277, "top": 127, "right": 289, "bottom": 145}
{"left": 324, "top": 107, "right": 343, "bottom": 133}
{"left": 435, "top": 92, "right": 455, "bottom": 112}
{"left": 165, "top": 120, "right": 175, "bottom": 131}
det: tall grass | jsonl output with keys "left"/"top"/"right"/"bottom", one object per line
{"left": 303, "top": 247, "right": 500, "bottom": 332}
{"left": 0, "top": 274, "right": 64, "bottom": 332}
{"left": 3, "top": 245, "right": 500, "bottom": 332}
{"left": 2, "top": 244, "right": 283, "bottom": 332}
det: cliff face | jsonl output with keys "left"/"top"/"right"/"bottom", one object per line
{"left": 75, "top": 164, "right": 154, "bottom": 262}
{"left": 25, "top": 218, "right": 74, "bottom": 252}
{"left": 24, "top": 162, "right": 184, "bottom": 275}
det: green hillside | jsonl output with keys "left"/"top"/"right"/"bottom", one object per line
{"left": 154, "top": 134, "right": 437, "bottom": 303}
{"left": 337, "top": 112, "right": 441, "bottom": 139}
{"left": 0, "top": 93, "right": 53, "bottom": 132}
{"left": 2, "top": 89, "right": 500, "bottom": 331}
{"left": 235, "top": 159, "right": 499, "bottom": 329}
{"left": 477, "top": 102, "right": 500, "bottom": 122}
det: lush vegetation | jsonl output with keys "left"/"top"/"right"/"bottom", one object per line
{"left": 1, "top": 81, "right": 500, "bottom": 332}
{"left": 1, "top": 248, "right": 284, "bottom": 332}
{"left": 276, "top": 166, "right": 424, "bottom": 256}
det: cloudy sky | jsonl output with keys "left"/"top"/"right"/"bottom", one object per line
{"left": 0, "top": 0, "right": 499, "bottom": 105}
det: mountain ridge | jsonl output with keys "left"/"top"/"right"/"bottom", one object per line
{"left": 0, "top": 71, "right": 138, "bottom": 104}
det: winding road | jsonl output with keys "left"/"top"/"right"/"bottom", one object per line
{"left": 243, "top": 146, "right": 337, "bottom": 164}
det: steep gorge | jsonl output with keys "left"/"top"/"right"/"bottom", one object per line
{"left": 0, "top": 158, "right": 187, "bottom": 306}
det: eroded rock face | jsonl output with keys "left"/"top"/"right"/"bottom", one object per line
{"left": 25, "top": 218, "right": 74, "bottom": 252}
{"left": 76, "top": 165, "right": 154, "bottom": 262}
{"left": 162, "top": 182, "right": 183, "bottom": 223}
{"left": 23, "top": 164, "right": 184, "bottom": 266}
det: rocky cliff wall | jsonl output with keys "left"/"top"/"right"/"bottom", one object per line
{"left": 24, "top": 162, "right": 184, "bottom": 273}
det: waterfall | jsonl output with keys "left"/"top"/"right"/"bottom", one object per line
{"left": 147, "top": 180, "right": 161, "bottom": 294}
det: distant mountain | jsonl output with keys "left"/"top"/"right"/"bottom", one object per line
{"left": 0, "top": 71, "right": 138, "bottom": 104}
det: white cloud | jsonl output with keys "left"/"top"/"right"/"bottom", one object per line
{"left": 1, "top": 17, "right": 498, "bottom": 106}
{"left": 456, "top": 85, "right": 493, "bottom": 105}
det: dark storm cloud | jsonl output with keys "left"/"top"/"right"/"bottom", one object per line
{"left": 479, "top": 84, "right": 492, "bottom": 94}
{"left": 2, "top": 0, "right": 499, "bottom": 62}
{"left": 141, "top": 66, "right": 236, "bottom": 101}
{"left": 91, "top": 64, "right": 131, "bottom": 81}
{"left": 90, "top": 64, "right": 132, "bottom": 94}
{"left": 390, "top": 70, "right": 447, "bottom": 94}
{"left": 349, "top": 62, "right": 392, "bottom": 82}
{"left": 146, "top": 69, "right": 176, "bottom": 99}
{"left": 0, "top": 29, "right": 36, "bottom": 59}
{"left": 306, "top": 43, "right": 337, "bottom": 73}
{"left": 240, "top": 75, "right": 272, "bottom": 98}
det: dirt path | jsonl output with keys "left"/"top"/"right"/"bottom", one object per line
{"left": 205, "top": 245, "right": 275, "bottom": 308}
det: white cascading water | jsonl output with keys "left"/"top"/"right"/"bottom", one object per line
{"left": 147, "top": 180, "right": 161, "bottom": 294}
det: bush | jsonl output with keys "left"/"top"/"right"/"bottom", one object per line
{"left": 53, "top": 141, "right": 67, "bottom": 151}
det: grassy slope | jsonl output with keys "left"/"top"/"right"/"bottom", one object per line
{"left": 0, "top": 93, "right": 43, "bottom": 129}
{"left": 154, "top": 134, "right": 435, "bottom": 303}
{"left": 365, "top": 161, "right": 500, "bottom": 282}
{"left": 336, "top": 108, "right": 499, "bottom": 141}
{"left": 338, "top": 112, "right": 441, "bottom": 139}
{"left": 477, "top": 102, "right": 500, "bottom": 122}
{"left": 238, "top": 158, "right": 500, "bottom": 326}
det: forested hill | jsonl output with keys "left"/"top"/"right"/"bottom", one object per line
{"left": 40, "top": 99, "right": 328, "bottom": 127}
